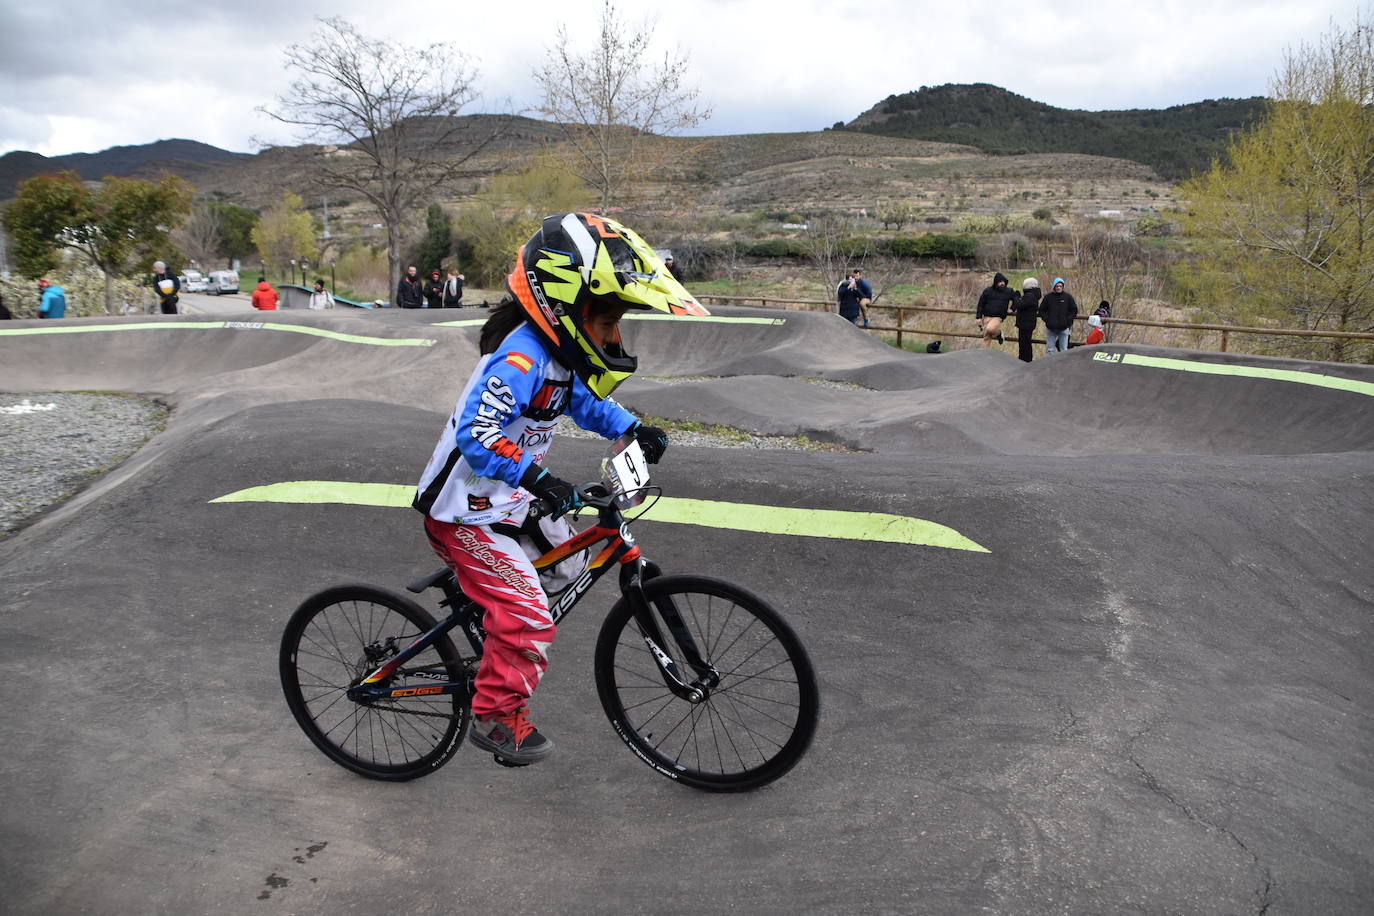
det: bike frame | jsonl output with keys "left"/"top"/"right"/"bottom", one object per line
{"left": 345, "top": 498, "right": 721, "bottom": 707}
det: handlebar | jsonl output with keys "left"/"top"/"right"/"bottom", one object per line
{"left": 525, "top": 482, "right": 614, "bottom": 521}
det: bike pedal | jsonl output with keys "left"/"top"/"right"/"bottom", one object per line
{"left": 493, "top": 754, "right": 530, "bottom": 768}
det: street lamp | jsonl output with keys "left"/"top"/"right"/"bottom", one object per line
{"left": 301, "top": 257, "right": 311, "bottom": 285}
{"left": 289, "top": 259, "right": 298, "bottom": 286}
{"left": 329, "top": 258, "right": 337, "bottom": 295}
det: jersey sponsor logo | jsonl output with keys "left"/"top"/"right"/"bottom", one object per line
{"left": 468, "top": 495, "right": 492, "bottom": 512}
{"left": 505, "top": 352, "right": 534, "bottom": 373}
{"left": 529, "top": 380, "right": 568, "bottom": 415}
{"left": 518, "top": 426, "right": 555, "bottom": 450}
{"left": 471, "top": 376, "right": 523, "bottom": 460}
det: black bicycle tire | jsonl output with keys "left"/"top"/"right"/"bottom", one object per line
{"left": 279, "top": 584, "right": 469, "bottom": 781}
{"left": 594, "top": 574, "right": 819, "bottom": 792}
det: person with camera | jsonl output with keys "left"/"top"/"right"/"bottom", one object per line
{"left": 836, "top": 269, "right": 872, "bottom": 327}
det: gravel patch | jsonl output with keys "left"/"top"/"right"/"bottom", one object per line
{"left": 0, "top": 393, "right": 166, "bottom": 537}
{"left": 556, "top": 416, "right": 854, "bottom": 452}
{"left": 644, "top": 374, "right": 870, "bottom": 391}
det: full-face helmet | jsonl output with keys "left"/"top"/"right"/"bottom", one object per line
{"left": 507, "top": 212, "right": 708, "bottom": 399}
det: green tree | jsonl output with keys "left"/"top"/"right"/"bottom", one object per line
{"left": 251, "top": 191, "right": 319, "bottom": 281}
{"left": 1, "top": 170, "right": 192, "bottom": 313}
{"left": 413, "top": 203, "right": 453, "bottom": 272}
{"left": 455, "top": 155, "right": 587, "bottom": 286}
{"left": 213, "top": 201, "right": 259, "bottom": 267}
{"left": 1179, "top": 11, "right": 1374, "bottom": 361}
{"left": 533, "top": 0, "right": 709, "bottom": 213}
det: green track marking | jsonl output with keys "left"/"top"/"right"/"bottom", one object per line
{"left": 1093, "top": 351, "right": 1374, "bottom": 398}
{"left": 210, "top": 480, "right": 987, "bottom": 552}
{"left": 434, "top": 314, "right": 786, "bottom": 328}
{"left": 0, "top": 320, "right": 436, "bottom": 347}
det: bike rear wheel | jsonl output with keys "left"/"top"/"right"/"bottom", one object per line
{"left": 594, "top": 574, "right": 819, "bottom": 792}
{"left": 280, "top": 585, "right": 470, "bottom": 781}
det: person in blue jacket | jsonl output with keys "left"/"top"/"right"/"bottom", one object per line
{"left": 413, "top": 212, "right": 708, "bottom": 765}
{"left": 37, "top": 279, "right": 67, "bottom": 318}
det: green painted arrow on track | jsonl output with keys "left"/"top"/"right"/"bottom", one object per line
{"left": 1094, "top": 351, "right": 1374, "bottom": 398}
{"left": 0, "top": 320, "right": 436, "bottom": 347}
{"left": 210, "top": 480, "right": 988, "bottom": 553}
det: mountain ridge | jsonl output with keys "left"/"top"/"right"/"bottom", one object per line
{"left": 0, "top": 139, "right": 251, "bottom": 198}
{"left": 844, "top": 83, "right": 1266, "bottom": 179}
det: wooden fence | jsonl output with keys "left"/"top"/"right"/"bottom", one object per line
{"left": 696, "top": 295, "right": 1374, "bottom": 352}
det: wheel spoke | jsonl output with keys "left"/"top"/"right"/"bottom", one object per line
{"left": 597, "top": 576, "right": 817, "bottom": 790}
{"left": 281, "top": 587, "right": 470, "bottom": 780}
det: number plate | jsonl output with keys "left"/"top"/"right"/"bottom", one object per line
{"left": 603, "top": 435, "right": 650, "bottom": 508}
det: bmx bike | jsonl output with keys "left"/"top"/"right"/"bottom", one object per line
{"left": 279, "top": 436, "right": 820, "bottom": 792}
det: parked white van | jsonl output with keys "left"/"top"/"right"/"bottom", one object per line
{"left": 180, "top": 269, "right": 208, "bottom": 293}
{"left": 207, "top": 270, "right": 240, "bottom": 295}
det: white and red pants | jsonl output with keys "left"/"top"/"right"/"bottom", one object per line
{"left": 423, "top": 515, "right": 575, "bottom": 718}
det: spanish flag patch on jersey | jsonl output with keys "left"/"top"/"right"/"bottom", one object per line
{"left": 504, "top": 352, "right": 534, "bottom": 373}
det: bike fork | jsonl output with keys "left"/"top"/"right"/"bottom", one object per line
{"left": 622, "top": 561, "right": 720, "bottom": 702}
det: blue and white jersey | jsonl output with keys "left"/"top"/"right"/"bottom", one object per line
{"left": 414, "top": 324, "right": 636, "bottom": 525}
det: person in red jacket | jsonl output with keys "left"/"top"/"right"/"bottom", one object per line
{"left": 251, "top": 277, "right": 279, "bottom": 311}
{"left": 1083, "top": 314, "right": 1106, "bottom": 345}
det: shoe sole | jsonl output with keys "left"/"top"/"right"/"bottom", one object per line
{"left": 468, "top": 729, "right": 555, "bottom": 764}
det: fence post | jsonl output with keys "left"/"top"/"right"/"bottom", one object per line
{"left": 896, "top": 306, "right": 904, "bottom": 348}
{"left": 1220, "top": 330, "right": 1229, "bottom": 353}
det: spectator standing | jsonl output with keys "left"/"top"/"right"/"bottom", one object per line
{"left": 1083, "top": 314, "right": 1106, "bottom": 345}
{"left": 308, "top": 279, "right": 333, "bottom": 309}
{"left": 424, "top": 269, "right": 445, "bottom": 309}
{"left": 37, "top": 279, "right": 67, "bottom": 318}
{"left": 1012, "top": 277, "right": 1041, "bottom": 363}
{"left": 251, "top": 277, "right": 279, "bottom": 311}
{"left": 1038, "top": 277, "right": 1078, "bottom": 354}
{"left": 836, "top": 271, "right": 862, "bottom": 324}
{"left": 974, "top": 271, "right": 1017, "bottom": 348}
{"left": 151, "top": 260, "right": 180, "bottom": 314}
{"left": 853, "top": 268, "right": 872, "bottom": 327}
{"left": 396, "top": 265, "right": 424, "bottom": 309}
{"left": 663, "top": 255, "right": 677, "bottom": 280}
{"left": 442, "top": 268, "right": 464, "bottom": 308}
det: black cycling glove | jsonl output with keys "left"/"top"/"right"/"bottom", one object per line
{"left": 630, "top": 422, "right": 669, "bottom": 465}
{"left": 520, "top": 465, "right": 581, "bottom": 519}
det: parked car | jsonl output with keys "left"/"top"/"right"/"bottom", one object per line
{"left": 179, "top": 269, "right": 208, "bottom": 293}
{"left": 207, "top": 270, "right": 240, "bottom": 295}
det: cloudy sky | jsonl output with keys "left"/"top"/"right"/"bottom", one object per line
{"left": 0, "top": 0, "right": 1363, "bottom": 157}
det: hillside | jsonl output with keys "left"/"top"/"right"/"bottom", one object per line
{"left": 0, "top": 139, "right": 250, "bottom": 198}
{"left": 847, "top": 83, "right": 1266, "bottom": 180}
{"left": 0, "top": 107, "right": 1180, "bottom": 236}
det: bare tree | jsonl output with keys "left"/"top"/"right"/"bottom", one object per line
{"left": 259, "top": 16, "right": 489, "bottom": 296}
{"left": 172, "top": 199, "right": 223, "bottom": 269}
{"left": 533, "top": 0, "right": 709, "bottom": 214}
{"left": 800, "top": 214, "right": 912, "bottom": 319}
{"left": 1069, "top": 224, "right": 1141, "bottom": 309}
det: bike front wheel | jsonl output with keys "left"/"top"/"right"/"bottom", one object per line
{"left": 594, "top": 574, "right": 819, "bottom": 792}
{"left": 280, "top": 585, "right": 470, "bottom": 781}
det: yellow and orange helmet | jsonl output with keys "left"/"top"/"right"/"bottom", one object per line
{"left": 507, "top": 212, "right": 708, "bottom": 399}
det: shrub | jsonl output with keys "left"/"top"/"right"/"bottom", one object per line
{"left": 744, "top": 238, "right": 809, "bottom": 258}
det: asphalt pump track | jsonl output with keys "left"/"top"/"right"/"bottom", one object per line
{"left": 1, "top": 306, "right": 1371, "bottom": 913}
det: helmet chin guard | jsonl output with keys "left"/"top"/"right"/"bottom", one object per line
{"left": 507, "top": 212, "right": 708, "bottom": 399}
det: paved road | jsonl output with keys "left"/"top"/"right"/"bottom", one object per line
{"left": 0, "top": 308, "right": 1371, "bottom": 914}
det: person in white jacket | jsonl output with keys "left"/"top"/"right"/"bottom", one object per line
{"left": 308, "top": 279, "right": 333, "bottom": 309}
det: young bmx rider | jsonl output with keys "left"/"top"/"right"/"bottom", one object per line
{"left": 413, "top": 212, "right": 706, "bottom": 764}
